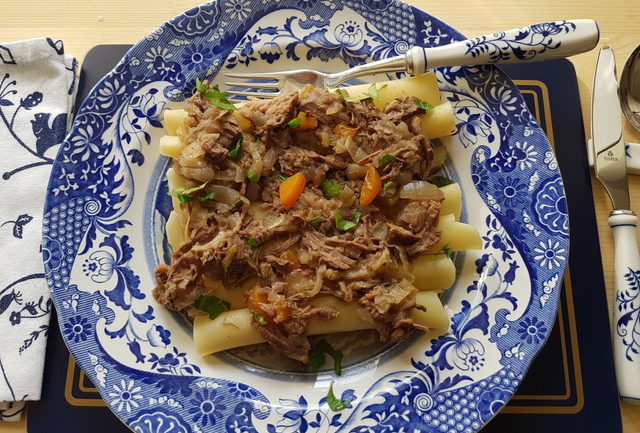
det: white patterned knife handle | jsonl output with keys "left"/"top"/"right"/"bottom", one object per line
{"left": 609, "top": 210, "right": 640, "bottom": 402}
{"left": 408, "top": 19, "right": 599, "bottom": 73}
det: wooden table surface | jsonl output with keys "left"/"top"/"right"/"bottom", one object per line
{"left": 1, "top": 0, "right": 639, "bottom": 431}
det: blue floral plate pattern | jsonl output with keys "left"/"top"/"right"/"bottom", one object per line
{"left": 43, "top": 1, "right": 569, "bottom": 432}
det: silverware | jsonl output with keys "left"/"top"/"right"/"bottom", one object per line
{"left": 620, "top": 44, "right": 640, "bottom": 131}
{"left": 591, "top": 46, "right": 640, "bottom": 402}
{"left": 224, "top": 19, "right": 599, "bottom": 98}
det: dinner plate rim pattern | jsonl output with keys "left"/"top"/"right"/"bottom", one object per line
{"left": 42, "top": 1, "right": 570, "bottom": 432}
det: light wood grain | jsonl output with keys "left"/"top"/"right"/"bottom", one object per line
{"left": 1, "top": 1, "right": 639, "bottom": 431}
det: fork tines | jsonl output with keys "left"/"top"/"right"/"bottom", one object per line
{"left": 223, "top": 72, "right": 282, "bottom": 100}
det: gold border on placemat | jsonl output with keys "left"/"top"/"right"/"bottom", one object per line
{"left": 61, "top": 79, "right": 584, "bottom": 415}
{"left": 500, "top": 80, "right": 584, "bottom": 414}
{"left": 64, "top": 356, "right": 106, "bottom": 407}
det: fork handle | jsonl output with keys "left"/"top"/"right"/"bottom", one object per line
{"left": 408, "top": 19, "right": 599, "bottom": 73}
{"left": 609, "top": 210, "right": 640, "bottom": 403}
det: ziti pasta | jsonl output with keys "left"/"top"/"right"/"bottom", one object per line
{"left": 153, "top": 72, "right": 481, "bottom": 364}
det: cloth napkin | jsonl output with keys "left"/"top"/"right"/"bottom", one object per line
{"left": 0, "top": 38, "right": 77, "bottom": 422}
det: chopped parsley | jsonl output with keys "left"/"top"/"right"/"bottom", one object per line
{"left": 325, "top": 382, "right": 354, "bottom": 412}
{"left": 195, "top": 78, "right": 237, "bottom": 111}
{"left": 383, "top": 181, "right": 395, "bottom": 189}
{"left": 252, "top": 311, "right": 267, "bottom": 325}
{"left": 247, "top": 168, "right": 260, "bottom": 183}
{"left": 440, "top": 244, "right": 454, "bottom": 259}
{"left": 320, "top": 180, "right": 341, "bottom": 198}
{"left": 288, "top": 117, "right": 302, "bottom": 128}
{"left": 228, "top": 136, "right": 243, "bottom": 160}
{"left": 195, "top": 78, "right": 209, "bottom": 94}
{"left": 194, "top": 295, "right": 231, "bottom": 320}
{"left": 309, "top": 339, "right": 344, "bottom": 375}
{"left": 309, "top": 216, "right": 322, "bottom": 228}
{"left": 247, "top": 236, "right": 258, "bottom": 248}
{"left": 338, "top": 83, "right": 387, "bottom": 103}
{"left": 334, "top": 210, "right": 361, "bottom": 232}
{"left": 276, "top": 173, "right": 288, "bottom": 181}
{"left": 377, "top": 154, "right": 395, "bottom": 167}
{"left": 429, "top": 176, "right": 454, "bottom": 188}
{"left": 414, "top": 98, "right": 434, "bottom": 111}
{"left": 168, "top": 181, "right": 216, "bottom": 204}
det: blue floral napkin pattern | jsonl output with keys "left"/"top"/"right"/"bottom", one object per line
{"left": 0, "top": 38, "right": 76, "bottom": 422}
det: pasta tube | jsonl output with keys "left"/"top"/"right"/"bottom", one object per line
{"left": 411, "top": 254, "right": 456, "bottom": 292}
{"left": 345, "top": 71, "right": 441, "bottom": 110}
{"left": 440, "top": 182, "right": 462, "bottom": 221}
{"left": 421, "top": 102, "right": 455, "bottom": 139}
{"left": 193, "top": 293, "right": 449, "bottom": 356}
{"left": 426, "top": 217, "right": 482, "bottom": 254}
{"left": 163, "top": 109, "right": 188, "bottom": 136}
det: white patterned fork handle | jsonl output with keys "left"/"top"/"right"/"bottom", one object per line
{"left": 224, "top": 19, "right": 599, "bottom": 98}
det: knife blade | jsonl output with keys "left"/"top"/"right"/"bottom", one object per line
{"left": 592, "top": 46, "right": 630, "bottom": 210}
{"left": 591, "top": 46, "right": 640, "bottom": 402}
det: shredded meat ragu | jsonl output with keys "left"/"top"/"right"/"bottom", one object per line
{"left": 153, "top": 83, "right": 443, "bottom": 362}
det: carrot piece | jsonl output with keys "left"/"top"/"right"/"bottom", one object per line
{"left": 298, "top": 111, "right": 318, "bottom": 130}
{"left": 360, "top": 163, "right": 382, "bottom": 205}
{"left": 333, "top": 123, "right": 358, "bottom": 138}
{"left": 281, "top": 249, "right": 301, "bottom": 269}
{"left": 279, "top": 172, "right": 307, "bottom": 210}
{"left": 247, "top": 286, "right": 290, "bottom": 325}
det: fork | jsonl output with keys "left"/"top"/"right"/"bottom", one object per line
{"left": 224, "top": 19, "right": 599, "bottom": 99}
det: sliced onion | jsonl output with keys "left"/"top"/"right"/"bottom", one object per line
{"left": 355, "top": 148, "right": 368, "bottom": 162}
{"left": 344, "top": 136, "right": 368, "bottom": 163}
{"left": 326, "top": 101, "right": 343, "bottom": 115}
{"left": 212, "top": 168, "right": 237, "bottom": 181}
{"left": 346, "top": 163, "right": 366, "bottom": 179}
{"left": 334, "top": 137, "right": 347, "bottom": 154}
{"left": 344, "top": 136, "right": 358, "bottom": 159}
{"left": 250, "top": 158, "right": 264, "bottom": 178}
{"left": 399, "top": 181, "right": 444, "bottom": 201}
{"left": 226, "top": 161, "right": 246, "bottom": 182}
{"left": 263, "top": 148, "right": 278, "bottom": 170}
{"left": 209, "top": 185, "right": 250, "bottom": 210}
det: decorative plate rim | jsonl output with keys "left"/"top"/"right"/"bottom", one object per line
{"left": 43, "top": 1, "right": 570, "bottom": 432}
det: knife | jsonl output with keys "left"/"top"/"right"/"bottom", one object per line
{"left": 591, "top": 46, "right": 640, "bottom": 402}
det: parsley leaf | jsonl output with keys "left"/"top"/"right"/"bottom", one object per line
{"left": 228, "top": 136, "right": 243, "bottom": 160}
{"left": 309, "top": 216, "right": 322, "bottom": 229}
{"left": 414, "top": 98, "right": 434, "bottom": 111}
{"left": 194, "top": 295, "right": 231, "bottom": 320}
{"left": 288, "top": 117, "right": 302, "bottom": 128}
{"left": 378, "top": 154, "right": 395, "bottom": 167}
{"left": 247, "top": 168, "right": 260, "bottom": 183}
{"left": 276, "top": 173, "right": 288, "bottom": 181}
{"left": 309, "top": 339, "right": 344, "bottom": 375}
{"left": 252, "top": 311, "right": 267, "bottom": 325}
{"left": 195, "top": 78, "right": 209, "bottom": 94}
{"left": 383, "top": 181, "right": 395, "bottom": 189}
{"left": 195, "top": 79, "right": 237, "bottom": 111}
{"left": 334, "top": 210, "right": 361, "bottom": 232}
{"left": 325, "top": 382, "right": 354, "bottom": 412}
{"left": 440, "top": 244, "right": 454, "bottom": 259}
{"left": 168, "top": 181, "right": 216, "bottom": 204}
{"left": 320, "top": 180, "right": 341, "bottom": 198}
{"left": 338, "top": 83, "right": 387, "bottom": 103}
{"left": 429, "top": 176, "right": 454, "bottom": 188}
{"left": 247, "top": 236, "right": 258, "bottom": 248}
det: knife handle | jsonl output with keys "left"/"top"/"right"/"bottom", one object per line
{"left": 609, "top": 210, "right": 640, "bottom": 402}
{"left": 408, "top": 19, "right": 599, "bottom": 73}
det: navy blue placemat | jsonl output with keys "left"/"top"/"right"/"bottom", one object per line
{"left": 26, "top": 46, "right": 621, "bottom": 433}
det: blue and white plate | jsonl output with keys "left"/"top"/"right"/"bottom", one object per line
{"left": 44, "top": 1, "right": 569, "bottom": 432}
